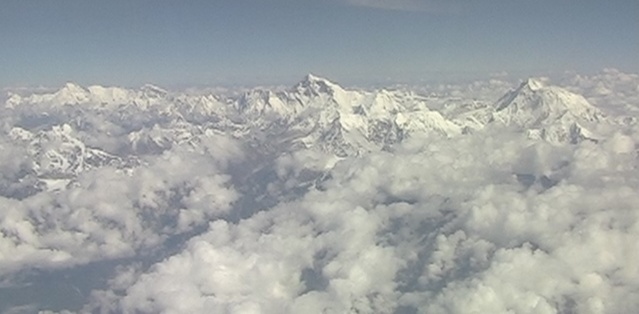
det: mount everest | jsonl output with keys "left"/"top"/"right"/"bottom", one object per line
{"left": 3, "top": 74, "right": 621, "bottom": 164}
{"left": 0, "top": 74, "right": 628, "bottom": 201}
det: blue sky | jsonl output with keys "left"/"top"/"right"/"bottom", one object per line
{"left": 1, "top": 0, "right": 637, "bottom": 87}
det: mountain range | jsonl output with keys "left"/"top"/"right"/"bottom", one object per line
{"left": 2, "top": 74, "right": 623, "bottom": 190}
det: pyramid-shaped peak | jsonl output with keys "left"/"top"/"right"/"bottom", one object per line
{"left": 519, "top": 78, "right": 546, "bottom": 91}
{"left": 294, "top": 74, "right": 344, "bottom": 95}
{"left": 494, "top": 77, "right": 605, "bottom": 129}
{"left": 52, "top": 82, "right": 90, "bottom": 104}
{"left": 298, "top": 73, "right": 341, "bottom": 86}
{"left": 60, "top": 82, "right": 87, "bottom": 93}
{"left": 304, "top": 73, "right": 331, "bottom": 82}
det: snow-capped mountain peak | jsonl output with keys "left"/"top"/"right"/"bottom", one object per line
{"left": 495, "top": 79, "right": 604, "bottom": 121}
{"left": 493, "top": 78, "right": 607, "bottom": 143}
{"left": 521, "top": 78, "right": 545, "bottom": 91}
{"left": 61, "top": 82, "right": 86, "bottom": 93}
{"left": 302, "top": 73, "right": 332, "bottom": 85}
{"left": 293, "top": 74, "right": 346, "bottom": 97}
{"left": 52, "top": 82, "right": 90, "bottom": 105}
{"left": 86, "top": 85, "right": 133, "bottom": 104}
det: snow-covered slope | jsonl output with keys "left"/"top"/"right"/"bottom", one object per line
{"left": 4, "top": 75, "right": 622, "bottom": 159}
{"left": 8, "top": 124, "right": 136, "bottom": 192}
{"left": 493, "top": 78, "right": 607, "bottom": 143}
{"left": 6, "top": 83, "right": 128, "bottom": 107}
{"left": 216, "top": 74, "right": 463, "bottom": 155}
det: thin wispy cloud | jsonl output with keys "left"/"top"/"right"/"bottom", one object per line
{"left": 344, "top": 0, "right": 463, "bottom": 13}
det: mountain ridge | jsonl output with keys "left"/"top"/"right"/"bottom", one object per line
{"left": 4, "top": 75, "right": 620, "bottom": 156}
{"left": 493, "top": 78, "right": 607, "bottom": 143}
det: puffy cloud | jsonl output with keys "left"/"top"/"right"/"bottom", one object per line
{"left": 0, "top": 132, "right": 243, "bottom": 278}
{"left": 560, "top": 68, "right": 639, "bottom": 117}
{"left": 83, "top": 129, "right": 639, "bottom": 313}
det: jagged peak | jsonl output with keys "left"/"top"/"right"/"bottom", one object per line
{"left": 494, "top": 77, "right": 606, "bottom": 131}
{"left": 49, "top": 82, "right": 91, "bottom": 105}
{"left": 86, "top": 84, "right": 129, "bottom": 93}
{"left": 496, "top": 78, "right": 553, "bottom": 111}
{"left": 303, "top": 73, "right": 330, "bottom": 83}
{"left": 293, "top": 74, "right": 344, "bottom": 95}
{"left": 59, "top": 82, "right": 88, "bottom": 94}
{"left": 519, "top": 78, "right": 545, "bottom": 91}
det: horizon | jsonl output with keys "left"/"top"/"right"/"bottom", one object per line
{"left": 2, "top": 67, "right": 634, "bottom": 95}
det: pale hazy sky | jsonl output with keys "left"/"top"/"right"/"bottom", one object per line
{"left": 1, "top": 0, "right": 637, "bottom": 87}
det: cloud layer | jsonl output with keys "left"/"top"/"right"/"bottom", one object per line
{"left": 83, "top": 129, "right": 639, "bottom": 313}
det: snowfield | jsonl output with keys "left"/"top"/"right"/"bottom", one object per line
{"left": 1, "top": 69, "right": 638, "bottom": 313}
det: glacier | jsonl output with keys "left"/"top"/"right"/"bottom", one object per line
{"left": 0, "top": 70, "right": 638, "bottom": 313}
